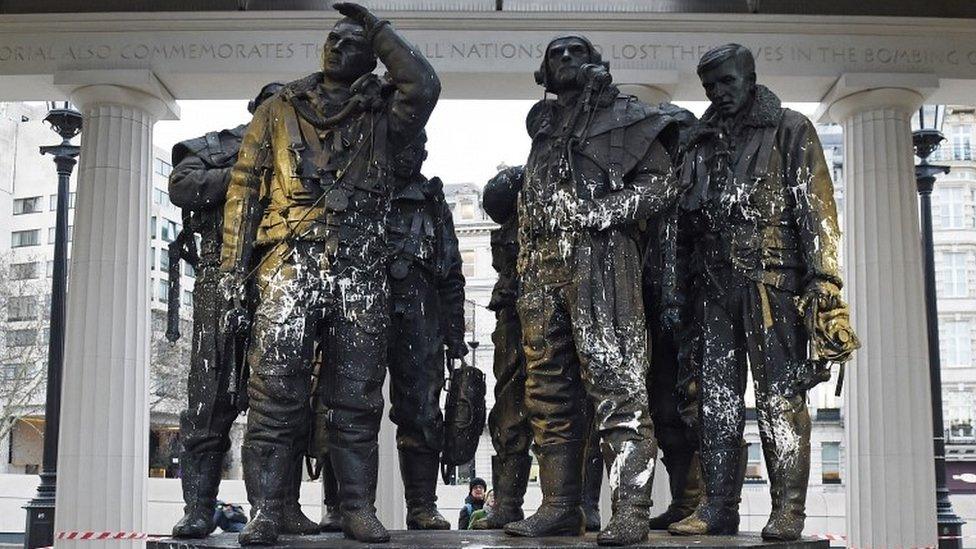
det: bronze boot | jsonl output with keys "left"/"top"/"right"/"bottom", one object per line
{"left": 668, "top": 447, "right": 741, "bottom": 536}
{"left": 504, "top": 442, "right": 586, "bottom": 537}
{"left": 761, "top": 401, "right": 811, "bottom": 541}
{"left": 582, "top": 441, "right": 604, "bottom": 532}
{"left": 647, "top": 450, "right": 701, "bottom": 530}
{"left": 400, "top": 450, "right": 451, "bottom": 530}
{"left": 330, "top": 443, "right": 390, "bottom": 543}
{"left": 319, "top": 458, "right": 342, "bottom": 532}
{"left": 596, "top": 439, "right": 655, "bottom": 546}
{"left": 238, "top": 445, "right": 292, "bottom": 546}
{"left": 472, "top": 453, "right": 531, "bottom": 529}
{"left": 280, "top": 455, "right": 320, "bottom": 535}
{"left": 172, "top": 451, "right": 223, "bottom": 538}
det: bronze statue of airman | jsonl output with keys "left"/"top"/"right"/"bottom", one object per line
{"left": 219, "top": 3, "right": 439, "bottom": 544}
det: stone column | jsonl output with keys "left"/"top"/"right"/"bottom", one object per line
{"left": 827, "top": 87, "right": 938, "bottom": 548}
{"left": 54, "top": 81, "right": 176, "bottom": 548}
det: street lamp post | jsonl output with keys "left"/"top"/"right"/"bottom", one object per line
{"left": 913, "top": 104, "right": 966, "bottom": 549}
{"left": 22, "top": 102, "right": 81, "bottom": 549}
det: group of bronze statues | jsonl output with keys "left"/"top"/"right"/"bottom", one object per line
{"left": 167, "top": 3, "right": 858, "bottom": 546}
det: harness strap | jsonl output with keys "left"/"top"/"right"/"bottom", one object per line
{"left": 607, "top": 98, "right": 627, "bottom": 191}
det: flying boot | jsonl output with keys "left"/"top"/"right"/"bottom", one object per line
{"left": 582, "top": 441, "right": 604, "bottom": 532}
{"left": 596, "top": 439, "right": 655, "bottom": 546}
{"left": 504, "top": 442, "right": 586, "bottom": 537}
{"left": 330, "top": 442, "right": 390, "bottom": 543}
{"left": 238, "top": 444, "right": 292, "bottom": 545}
{"left": 668, "top": 446, "right": 743, "bottom": 536}
{"left": 761, "top": 400, "right": 811, "bottom": 541}
{"left": 172, "top": 451, "right": 223, "bottom": 538}
{"left": 647, "top": 450, "right": 701, "bottom": 529}
{"left": 400, "top": 449, "right": 451, "bottom": 530}
{"left": 471, "top": 453, "right": 531, "bottom": 529}
{"left": 319, "top": 458, "right": 342, "bottom": 532}
{"left": 279, "top": 455, "right": 319, "bottom": 535}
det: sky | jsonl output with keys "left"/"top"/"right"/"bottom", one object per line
{"left": 153, "top": 99, "right": 819, "bottom": 188}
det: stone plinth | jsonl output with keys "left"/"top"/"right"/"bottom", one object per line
{"left": 147, "top": 531, "right": 829, "bottom": 549}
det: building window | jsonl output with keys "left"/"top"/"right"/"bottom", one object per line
{"left": 160, "top": 220, "right": 179, "bottom": 243}
{"left": 46, "top": 260, "right": 54, "bottom": 278}
{"left": 952, "top": 124, "right": 973, "bottom": 161}
{"left": 183, "top": 262, "right": 195, "bottom": 278}
{"left": 7, "top": 296, "right": 38, "bottom": 322}
{"left": 941, "top": 320, "right": 972, "bottom": 368}
{"left": 461, "top": 250, "right": 476, "bottom": 278}
{"left": 937, "top": 251, "right": 969, "bottom": 298}
{"left": 153, "top": 188, "right": 170, "bottom": 206}
{"left": 150, "top": 216, "right": 157, "bottom": 239}
{"left": 48, "top": 226, "right": 73, "bottom": 244}
{"left": 822, "top": 442, "right": 842, "bottom": 484}
{"left": 10, "top": 262, "right": 39, "bottom": 280}
{"left": 745, "top": 443, "right": 763, "bottom": 482}
{"left": 464, "top": 300, "right": 475, "bottom": 333}
{"left": 158, "top": 280, "right": 169, "bottom": 303}
{"left": 7, "top": 329, "right": 36, "bottom": 347}
{"left": 183, "top": 290, "right": 193, "bottom": 308}
{"left": 460, "top": 201, "right": 476, "bottom": 220}
{"left": 934, "top": 187, "right": 969, "bottom": 230}
{"left": 11, "top": 229, "right": 40, "bottom": 248}
{"left": 154, "top": 158, "right": 173, "bottom": 177}
{"left": 160, "top": 250, "right": 170, "bottom": 272}
{"left": 49, "top": 192, "right": 76, "bottom": 211}
{"left": 13, "top": 196, "right": 42, "bottom": 215}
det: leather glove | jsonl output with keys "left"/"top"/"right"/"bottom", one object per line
{"left": 218, "top": 271, "right": 250, "bottom": 337}
{"left": 332, "top": 2, "right": 381, "bottom": 34}
{"left": 797, "top": 279, "right": 841, "bottom": 316}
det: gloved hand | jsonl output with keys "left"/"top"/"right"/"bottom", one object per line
{"left": 332, "top": 2, "right": 381, "bottom": 34}
{"left": 797, "top": 279, "right": 841, "bottom": 316}
{"left": 219, "top": 271, "right": 250, "bottom": 337}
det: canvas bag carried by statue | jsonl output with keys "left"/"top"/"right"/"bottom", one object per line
{"left": 441, "top": 356, "right": 486, "bottom": 482}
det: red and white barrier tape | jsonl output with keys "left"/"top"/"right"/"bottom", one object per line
{"left": 50, "top": 531, "right": 150, "bottom": 542}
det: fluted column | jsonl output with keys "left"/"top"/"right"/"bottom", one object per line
{"left": 54, "top": 84, "right": 173, "bottom": 549}
{"left": 828, "top": 88, "right": 937, "bottom": 549}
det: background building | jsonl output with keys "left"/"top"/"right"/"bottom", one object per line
{"left": 0, "top": 102, "right": 245, "bottom": 480}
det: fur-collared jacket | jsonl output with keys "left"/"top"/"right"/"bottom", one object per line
{"left": 674, "top": 84, "right": 842, "bottom": 296}
{"left": 516, "top": 87, "right": 679, "bottom": 376}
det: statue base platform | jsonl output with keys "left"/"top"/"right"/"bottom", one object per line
{"left": 148, "top": 530, "right": 830, "bottom": 548}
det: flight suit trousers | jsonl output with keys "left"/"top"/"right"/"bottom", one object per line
{"left": 696, "top": 274, "right": 811, "bottom": 497}
{"left": 244, "top": 242, "right": 388, "bottom": 510}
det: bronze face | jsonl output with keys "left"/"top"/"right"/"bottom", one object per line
{"left": 699, "top": 57, "right": 755, "bottom": 118}
{"left": 544, "top": 37, "right": 592, "bottom": 94}
{"left": 391, "top": 140, "right": 427, "bottom": 180}
{"left": 322, "top": 19, "right": 375, "bottom": 84}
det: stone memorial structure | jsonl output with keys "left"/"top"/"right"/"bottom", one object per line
{"left": 0, "top": 2, "right": 972, "bottom": 548}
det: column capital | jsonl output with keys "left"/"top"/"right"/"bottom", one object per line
{"left": 53, "top": 69, "right": 180, "bottom": 120}
{"left": 816, "top": 72, "right": 938, "bottom": 123}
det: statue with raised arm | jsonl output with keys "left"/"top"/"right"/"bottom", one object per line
{"left": 219, "top": 3, "right": 440, "bottom": 544}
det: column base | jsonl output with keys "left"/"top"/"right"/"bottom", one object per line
{"left": 149, "top": 531, "right": 829, "bottom": 548}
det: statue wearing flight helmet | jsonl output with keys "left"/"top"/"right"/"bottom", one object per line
{"left": 505, "top": 34, "right": 681, "bottom": 546}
